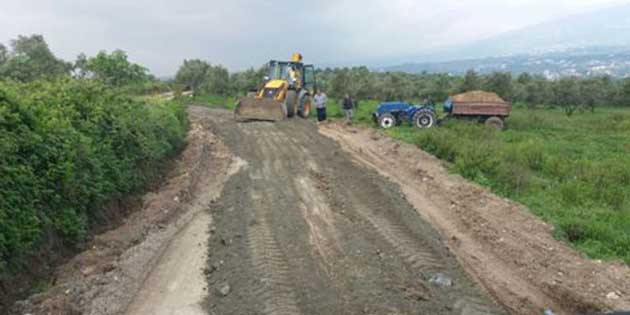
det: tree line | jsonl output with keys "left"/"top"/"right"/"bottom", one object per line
{"left": 0, "top": 34, "right": 165, "bottom": 93}
{"left": 175, "top": 61, "right": 630, "bottom": 114}
{"left": 3, "top": 34, "right": 629, "bottom": 112}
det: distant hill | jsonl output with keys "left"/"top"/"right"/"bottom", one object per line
{"left": 382, "top": 47, "right": 630, "bottom": 78}
{"left": 382, "top": 3, "right": 630, "bottom": 77}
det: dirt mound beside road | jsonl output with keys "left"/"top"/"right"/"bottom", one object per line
{"left": 320, "top": 122, "right": 630, "bottom": 315}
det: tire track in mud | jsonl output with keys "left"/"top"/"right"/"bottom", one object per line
{"left": 208, "top": 121, "right": 344, "bottom": 314}
{"left": 205, "top": 110, "right": 507, "bottom": 315}
{"left": 290, "top": 123, "right": 505, "bottom": 315}
{"left": 281, "top": 122, "right": 505, "bottom": 315}
{"left": 247, "top": 186, "right": 302, "bottom": 315}
{"left": 294, "top": 175, "right": 343, "bottom": 277}
{"left": 310, "top": 169, "right": 504, "bottom": 315}
{"left": 247, "top": 132, "right": 304, "bottom": 315}
{"left": 318, "top": 127, "right": 511, "bottom": 315}
{"left": 343, "top": 188, "right": 444, "bottom": 273}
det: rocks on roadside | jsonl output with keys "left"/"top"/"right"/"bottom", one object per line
{"left": 606, "top": 291, "right": 621, "bottom": 300}
{"left": 429, "top": 273, "right": 453, "bottom": 287}
{"left": 217, "top": 283, "right": 231, "bottom": 297}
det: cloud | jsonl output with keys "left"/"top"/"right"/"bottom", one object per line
{"left": 0, "top": 0, "right": 625, "bottom": 76}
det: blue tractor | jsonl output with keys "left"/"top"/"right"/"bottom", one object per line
{"left": 372, "top": 101, "right": 437, "bottom": 129}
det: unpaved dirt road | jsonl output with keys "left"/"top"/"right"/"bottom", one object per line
{"left": 201, "top": 108, "right": 504, "bottom": 315}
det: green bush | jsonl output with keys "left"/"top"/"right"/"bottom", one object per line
{"left": 0, "top": 78, "right": 188, "bottom": 272}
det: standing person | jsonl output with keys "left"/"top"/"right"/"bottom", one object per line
{"left": 313, "top": 89, "right": 328, "bottom": 123}
{"left": 342, "top": 94, "right": 354, "bottom": 124}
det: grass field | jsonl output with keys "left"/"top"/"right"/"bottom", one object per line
{"left": 196, "top": 95, "right": 630, "bottom": 263}
{"left": 387, "top": 106, "right": 630, "bottom": 264}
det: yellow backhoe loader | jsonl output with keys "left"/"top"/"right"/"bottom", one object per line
{"left": 235, "top": 53, "right": 316, "bottom": 122}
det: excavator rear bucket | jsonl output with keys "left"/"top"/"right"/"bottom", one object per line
{"left": 234, "top": 97, "right": 287, "bottom": 122}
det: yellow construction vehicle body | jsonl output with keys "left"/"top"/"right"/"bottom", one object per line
{"left": 234, "top": 54, "right": 316, "bottom": 122}
{"left": 262, "top": 79, "right": 287, "bottom": 91}
{"left": 234, "top": 80, "right": 288, "bottom": 122}
{"left": 234, "top": 97, "right": 287, "bottom": 122}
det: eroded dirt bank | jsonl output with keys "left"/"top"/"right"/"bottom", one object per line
{"left": 319, "top": 122, "right": 630, "bottom": 315}
{"left": 204, "top": 110, "right": 504, "bottom": 315}
{"left": 11, "top": 106, "right": 239, "bottom": 315}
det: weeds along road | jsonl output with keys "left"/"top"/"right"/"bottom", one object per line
{"left": 197, "top": 107, "right": 504, "bottom": 315}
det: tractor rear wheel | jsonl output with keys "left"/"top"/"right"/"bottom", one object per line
{"left": 413, "top": 109, "right": 436, "bottom": 129}
{"left": 285, "top": 90, "right": 297, "bottom": 118}
{"left": 485, "top": 116, "right": 504, "bottom": 130}
{"left": 378, "top": 113, "right": 397, "bottom": 129}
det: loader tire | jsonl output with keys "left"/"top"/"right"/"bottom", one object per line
{"left": 285, "top": 90, "right": 297, "bottom": 118}
{"left": 297, "top": 91, "right": 311, "bottom": 119}
{"left": 413, "top": 109, "right": 436, "bottom": 129}
{"left": 485, "top": 116, "right": 504, "bottom": 130}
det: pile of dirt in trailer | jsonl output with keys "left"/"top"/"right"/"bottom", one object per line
{"left": 320, "top": 122, "right": 630, "bottom": 315}
{"left": 451, "top": 90, "right": 507, "bottom": 103}
{"left": 10, "top": 107, "right": 235, "bottom": 315}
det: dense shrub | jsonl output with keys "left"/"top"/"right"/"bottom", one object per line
{"left": 0, "top": 79, "right": 187, "bottom": 272}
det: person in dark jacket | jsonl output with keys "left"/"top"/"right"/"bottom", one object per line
{"left": 342, "top": 94, "right": 354, "bottom": 124}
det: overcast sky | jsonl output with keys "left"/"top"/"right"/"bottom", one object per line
{"left": 0, "top": 0, "right": 626, "bottom": 76}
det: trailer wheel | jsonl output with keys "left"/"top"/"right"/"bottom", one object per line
{"left": 485, "top": 116, "right": 504, "bottom": 130}
{"left": 413, "top": 110, "right": 436, "bottom": 129}
{"left": 378, "top": 113, "right": 397, "bottom": 129}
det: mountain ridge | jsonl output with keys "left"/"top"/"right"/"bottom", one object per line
{"left": 381, "top": 3, "right": 630, "bottom": 77}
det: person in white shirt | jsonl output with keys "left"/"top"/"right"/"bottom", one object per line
{"left": 313, "top": 89, "right": 328, "bottom": 123}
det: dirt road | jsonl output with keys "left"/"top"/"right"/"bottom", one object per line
{"left": 200, "top": 108, "right": 504, "bottom": 315}
{"left": 319, "top": 122, "right": 630, "bottom": 315}
{"left": 15, "top": 106, "right": 627, "bottom": 315}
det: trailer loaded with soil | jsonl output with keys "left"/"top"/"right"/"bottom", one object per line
{"left": 373, "top": 90, "right": 512, "bottom": 130}
{"left": 443, "top": 90, "right": 512, "bottom": 129}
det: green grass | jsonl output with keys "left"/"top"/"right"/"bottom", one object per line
{"left": 386, "top": 108, "right": 630, "bottom": 264}
{"left": 195, "top": 94, "right": 630, "bottom": 263}
{"left": 192, "top": 94, "right": 238, "bottom": 110}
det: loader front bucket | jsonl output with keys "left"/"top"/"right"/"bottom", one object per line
{"left": 234, "top": 97, "right": 287, "bottom": 122}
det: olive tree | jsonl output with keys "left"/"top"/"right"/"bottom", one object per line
{"left": 0, "top": 35, "right": 70, "bottom": 81}
{"left": 175, "top": 59, "right": 211, "bottom": 94}
{"left": 75, "top": 50, "right": 149, "bottom": 87}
